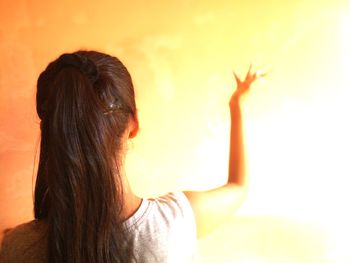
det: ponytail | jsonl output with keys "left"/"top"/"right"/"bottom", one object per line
{"left": 35, "top": 51, "right": 136, "bottom": 263}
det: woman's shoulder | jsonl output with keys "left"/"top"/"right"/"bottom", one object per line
{"left": 151, "top": 191, "right": 194, "bottom": 216}
{"left": 126, "top": 192, "right": 198, "bottom": 262}
{"left": 141, "top": 192, "right": 194, "bottom": 220}
{"left": 150, "top": 191, "right": 190, "bottom": 206}
{"left": 0, "top": 220, "right": 48, "bottom": 263}
{"left": 2, "top": 220, "right": 47, "bottom": 243}
{"left": 124, "top": 191, "right": 195, "bottom": 230}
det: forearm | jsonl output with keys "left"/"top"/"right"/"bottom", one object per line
{"left": 228, "top": 97, "right": 245, "bottom": 186}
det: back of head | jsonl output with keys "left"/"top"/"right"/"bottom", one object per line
{"left": 35, "top": 51, "right": 137, "bottom": 263}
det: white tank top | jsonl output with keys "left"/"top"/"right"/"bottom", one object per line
{"left": 0, "top": 192, "right": 197, "bottom": 263}
{"left": 124, "top": 192, "right": 197, "bottom": 262}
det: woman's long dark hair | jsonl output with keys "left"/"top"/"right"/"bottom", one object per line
{"left": 34, "top": 51, "right": 137, "bottom": 263}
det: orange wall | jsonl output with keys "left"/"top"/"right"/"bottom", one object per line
{"left": 1, "top": 0, "right": 350, "bottom": 261}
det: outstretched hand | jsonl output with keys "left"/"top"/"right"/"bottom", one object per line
{"left": 230, "top": 65, "right": 264, "bottom": 107}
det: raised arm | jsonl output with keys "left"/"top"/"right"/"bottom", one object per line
{"left": 184, "top": 66, "right": 260, "bottom": 238}
{"left": 228, "top": 66, "right": 258, "bottom": 185}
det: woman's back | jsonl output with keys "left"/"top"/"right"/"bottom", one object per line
{"left": 0, "top": 192, "right": 197, "bottom": 263}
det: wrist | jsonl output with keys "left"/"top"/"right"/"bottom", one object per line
{"left": 229, "top": 95, "right": 242, "bottom": 111}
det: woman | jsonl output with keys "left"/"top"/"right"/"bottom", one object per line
{"left": 0, "top": 51, "right": 258, "bottom": 262}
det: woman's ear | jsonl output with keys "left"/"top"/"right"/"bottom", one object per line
{"left": 128, "top": 114, "right": 139, "bottom": 139}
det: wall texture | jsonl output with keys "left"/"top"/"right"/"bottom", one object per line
{"left": 1, "top": 0, "right": 350, "bottom": 261}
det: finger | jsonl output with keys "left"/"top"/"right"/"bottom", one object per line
{"left": 245, "top": 63, "right": 253, "bottom": 81}
{"left": 245, "top": 72, "right": 257, "bottom": 85}
{"left": 250, "top": 72, "right": 257, "bottom": 82}
{"left": 244, "top": 72, "right": 258, "bottom": 88}
{"left": 233, "top": 72, "right": 241, "bottom": 85}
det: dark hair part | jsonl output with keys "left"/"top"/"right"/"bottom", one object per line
{"left": 34, "top": 51, "right": 137, "bottom": 263}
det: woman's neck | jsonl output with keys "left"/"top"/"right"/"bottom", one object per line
{"left": 120, "top": 170, "right": 142, "bottom": 221}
